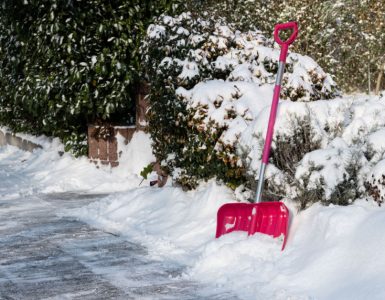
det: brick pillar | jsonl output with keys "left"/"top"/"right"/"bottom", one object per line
{"left": 153, "top": 162, "right": 169, "bottom": 188}
{"left": 135, "top": 82, "right": 169, "bottom": 186}
{"left": 87, "top": 126, "right": 99, "bottom": 160}
{"left": 136, "top": 82, "right": 150, "bottom": 131}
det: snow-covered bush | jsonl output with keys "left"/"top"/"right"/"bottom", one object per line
{"left": 142, "top": 12, "right": 338, "bottom": 190}
{"left": 364, "top": 125, "right": 385, "bottom": 206}
{"left": 184, "top": 0, "right": 385, "bottom": 92}
{"left": 0, "top": 0, "right": 180, "bottom": 155}
{"left": 240, "top": 94, "right": 385, "bottom": 208}
{"left": 292, "top": 141, "right": 367, "bottom": 209}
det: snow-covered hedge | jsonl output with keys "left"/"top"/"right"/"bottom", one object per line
{"left": 240, "top": 95, "right": 385, "bottom": 208}
{"left": 143, "top": 13, "right": 385, "bottom": 209}
{"left": 183, "top": 1, "right": 385, "bottom": 92}
{"left": 142, "top": 12, "right": 339, "bottom": 190}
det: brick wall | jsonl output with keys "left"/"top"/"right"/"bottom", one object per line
{"left": 0, "top": 129, "right": 42, "bottom": 152}
{"left": 88, "top": 81, "right": 150, "bottom": 168}
{"left": 88, "top": 125, "right": 136, "bottom": 167}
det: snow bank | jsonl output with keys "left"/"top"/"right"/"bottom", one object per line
{"left": 4, "top": 92, "right": 385, "bottom": 299}
{"left": 70, "top": 181, "right": 233, "bottom": 264}
{"left": 116, "top": 130, "right": 156, "bottom": 176}
{"left": 70, "top": 180, "right": 385, "bottom": 299}
{"left": 0, "top": 130, "right": 155, "bottom": 194}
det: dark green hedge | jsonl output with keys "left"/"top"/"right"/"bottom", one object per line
{"left": 0, "top": 0, "right": 180, "bottom": 154}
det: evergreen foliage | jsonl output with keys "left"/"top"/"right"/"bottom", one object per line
{"left": 0, "top": 0, "right": 179, "bottom": 154}
{"left": 142, "top": 13, "right": 338, "bottom": 190}
{"left": 183, "top": 0, "right": 385, "bottom": 92}
{"left": 142, "top": 13, "right": 246, "bottom": 189}
{"left": 291, "top": 149, "right": 366, "bottom": 210}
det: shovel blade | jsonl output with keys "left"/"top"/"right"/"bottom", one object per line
{"left": 216, "top": 202, "right": 289, "bottom": 250}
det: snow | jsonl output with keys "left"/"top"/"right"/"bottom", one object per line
{"left": 178, "top": 60, "right": 199, "bottom": 80}
{"left": 294, "top": 142, "right": 367, "bottom": 200}
{"left": 115, "top": 131, "right": 155, "bottom": 176}
{"left": 367, "top": 128, "right": 385, "bottom": 155}
{"left": 69, "top": 184, "right": 385, "bottom": 300}
{"left": 3, "top": 113, "right": 385, "bottom": 299}
{"left": 237, "top": 94, "right": 385, "bottom": 201}
{"left": 147, "top": 24, "right": 166, "bottom": 39}
{"left": 0, "top": 128, "right": 155, "bottom": 194}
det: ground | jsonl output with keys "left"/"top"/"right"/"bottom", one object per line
{"left": 0, "top": 149, "right": 237, "bottom": 300}
{"left": 3, "top": 128, "right": 385, "bottom": 299}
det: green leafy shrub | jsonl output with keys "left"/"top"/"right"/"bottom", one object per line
{"left": 0, "top": 0, "right": 180, "bottom": 155}
{"left": 183, "top": 0, "right": 385, "bottom": 92}
{"left": 142, "top": 12, "right": 338, "bottom": 190}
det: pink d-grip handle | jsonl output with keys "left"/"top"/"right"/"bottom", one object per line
{"left": 274, "top": 21, "right": 298, "bottom": 46}
{"left": 274, "top": 21, "right": 298, "bottom": 62}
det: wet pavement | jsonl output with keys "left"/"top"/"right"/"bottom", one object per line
{"left": 0, "top": 167, "right": 237, "bottom": 299}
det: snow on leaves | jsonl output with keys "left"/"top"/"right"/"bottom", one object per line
{"left": 142, "top": 12, "right": 339, "bottom": 191}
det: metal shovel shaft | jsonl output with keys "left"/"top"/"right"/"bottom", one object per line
{"left": 254, "top": 60, "right": 286, "bottom": 203}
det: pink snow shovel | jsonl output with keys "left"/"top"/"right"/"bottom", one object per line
{"left": 216, "top": 22, "right": 298, "bottom": 250}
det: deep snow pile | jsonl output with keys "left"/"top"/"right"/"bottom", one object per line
{"left": 68, "top": 173, "right": 385, "bottom": 299}
{"left": 2, "top": 117, "right": 385, "bottom": 299}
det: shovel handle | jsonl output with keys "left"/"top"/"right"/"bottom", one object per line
{"left": 274, "top": 21, "right": 298, "bottom": 46}
{"left": 255, "top": 22, "right": 298, "bottom": 203}
{"left": 261, "top": 21, "right": 298, "bottom": 165}
{"left": 274, "top": 21, "right": 298, "bottom": 62}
